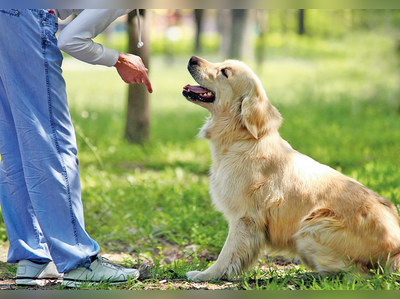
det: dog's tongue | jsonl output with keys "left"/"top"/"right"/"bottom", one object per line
{"left": 183, "top": 84, "right": 210, "bottom": 94}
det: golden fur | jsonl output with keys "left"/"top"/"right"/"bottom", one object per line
{"left": 183, "top": 56, "right": 400, "bottom": 281}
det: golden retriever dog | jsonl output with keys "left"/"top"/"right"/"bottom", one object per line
{"left": 182, "top": 56, "right": 400, "bottom": 281}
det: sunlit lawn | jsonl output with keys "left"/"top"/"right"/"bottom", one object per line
{"left": 1, "top": 31, "right": 400, "bottom": 289}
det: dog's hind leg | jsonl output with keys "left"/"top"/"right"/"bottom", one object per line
{"left": 388, "top": 252, "right": 400, "bottom": 272}
{"left": 186, "top": 216, "right": 266, "bottom": 281}
{"left": 295, "top": 232, "right": 350, "bottom": 276}
{"left": 294, "top": 213, "right": 352, "bottom": 275}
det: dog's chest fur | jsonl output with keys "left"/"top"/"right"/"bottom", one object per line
{"left": 208, "top": 145, "right": 248, "bottom": 215}
{"left": 207, "top": 138, "right": 280, "bottom": 217}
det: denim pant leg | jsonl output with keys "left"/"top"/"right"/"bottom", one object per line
{"left": 0, "top": 9, "right": 99, "bottom": 273}
{"left": 0, "top": 75, "right": 53, "bottom": 264}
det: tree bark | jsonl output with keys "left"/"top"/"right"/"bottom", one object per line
{"left": 229, "top": 9, "right": 248, "bottom": 59}
{"left": 298, "top": 9, "right": 305, "bottom": 35}
{"left": 255, "top": 10, "right": 269, "bottom": 73}
{"left": 125, "top": 10, "right": 150, "bottom": 144}
{"left": 194, "top": 9, "right": 204, "bottom": 54}
{"left": 218, "top": 9, "right": 232, "bottom": 57}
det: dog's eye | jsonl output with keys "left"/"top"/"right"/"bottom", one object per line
{"left": 221, "top": 68, "right": 229, "bottom": 78}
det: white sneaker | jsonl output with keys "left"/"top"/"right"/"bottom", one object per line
{"left": 62, "top": 256, "right": 139, "bottom": 287}
{"left": 16, "top": 260, "right": 62, "bottom": 286}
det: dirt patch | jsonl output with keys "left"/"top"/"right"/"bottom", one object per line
{"left": 0, "top": 242, "right": 300, "bottom": 290}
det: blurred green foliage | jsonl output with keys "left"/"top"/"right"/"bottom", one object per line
{"left": 1, "top": 9, "right": 400, "bottom": 290}
{"left": 91, "top": 9, "right": 400, "bottom": 57}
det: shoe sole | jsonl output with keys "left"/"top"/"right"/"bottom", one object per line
{"left": 16, "top": 278, "right": 58, "bottom": 286}
{"left": 61, "top": 278, "right": 136, "bottom": 288}
{"left": 61, "top": 272, "right": 140, "bottom": 288}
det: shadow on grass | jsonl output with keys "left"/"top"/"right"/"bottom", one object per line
{"left": 116, "top": 160, "right": 209, "bottom": 176}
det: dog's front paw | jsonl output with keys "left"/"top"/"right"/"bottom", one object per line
{"left": 186, "top": 270, "right": 210, "bottom": 282}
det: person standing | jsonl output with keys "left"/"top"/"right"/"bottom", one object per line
{"left": 0, "top": 9, "right": 152, "bottom": 287}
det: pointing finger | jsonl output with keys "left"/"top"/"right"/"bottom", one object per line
{"left": 141, "top": 72, "right": 153, "bottom": 93}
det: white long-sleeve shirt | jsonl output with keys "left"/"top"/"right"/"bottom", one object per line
{"left": 55, "top": 9, "right": 133, "bottom": 67}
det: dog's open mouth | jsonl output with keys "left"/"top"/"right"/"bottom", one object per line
{"left": 182, "top": 84, "right": 215, "bottom": 103}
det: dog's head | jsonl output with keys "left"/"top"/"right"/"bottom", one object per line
{"left": 183, "top": 56, "right": 282, "bottom": 141}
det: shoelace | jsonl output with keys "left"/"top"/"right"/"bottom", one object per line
{"left": 97, "top": 256, "right": 126, "bottom": 270}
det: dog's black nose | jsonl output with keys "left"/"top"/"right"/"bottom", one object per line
{"left": 189, "top": 56, "right": 199, "bottom": 66}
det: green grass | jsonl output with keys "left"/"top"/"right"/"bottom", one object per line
{"left": 1, "top": 30, "right": 400, "bottom": 290}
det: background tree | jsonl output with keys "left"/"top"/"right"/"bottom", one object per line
{"left": 298, "top": 9, "right": 305, "bottom": 35}
{"left": 255, "top": 10, "right": 269, "bottom": 73}
{"left": 217, "top": 9, "right": 231, "bottom": 58}
{"left": 125, "top": 10, "right": 150, "bottom": 144}
{"left": 194, "top": 9, "right": 204, "bottom": 54}
{"left": 229, "top": 9, "right": 248, "bottom": 59}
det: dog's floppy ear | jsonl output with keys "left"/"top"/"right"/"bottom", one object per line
{"left": 241, "top": 90, "right": 282, "bottom": 139}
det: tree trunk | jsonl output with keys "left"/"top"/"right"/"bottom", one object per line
{"left": 218, "top": 9, "right": 231, "bottom": 57}
{"left": 125, "top": 10, "right": 150, "bottom": 144}
{"left": 281, "top": 10, "right": 288, "bottom": 33}
{"left": 298, "top": 9, "right": 305, "bottom": 35}
{"left": 194, "top": 9, "right": 204, "bottom": 53}
{"left": 229, "top": 9, "right": 248, "bottom": 59}
{"left": 255, "top": 10, "right": 269, "bottom": 73}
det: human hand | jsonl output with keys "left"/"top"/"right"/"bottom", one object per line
{"left": 114, "top": 52, "right": 153, "bottom": 93}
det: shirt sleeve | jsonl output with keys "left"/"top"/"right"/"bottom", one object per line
{"left": 58, "top": 9, "right": 133, "bottom": 67}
